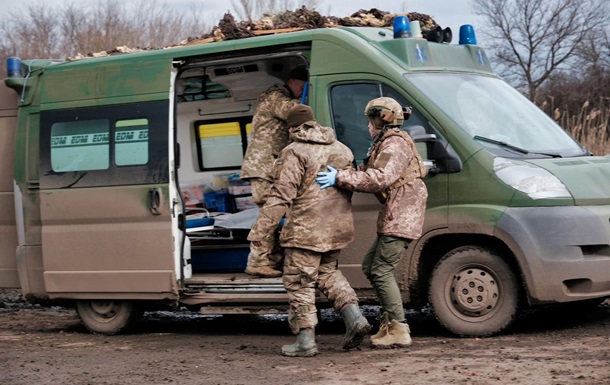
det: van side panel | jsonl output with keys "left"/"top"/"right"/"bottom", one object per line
{"left": 13, "top": 111, "right": 47, "bottom": 299}
{"left": 37, "top": 98, "right": 176, "bottom": 300}
{"left": 40, "top": 58, "right": 171, "bottom": 108}
{"left": 0, "top": 82, "right": 19, "bottom": 288}
{"left": 26, "top": 55, "right": 179, "bottom": 300}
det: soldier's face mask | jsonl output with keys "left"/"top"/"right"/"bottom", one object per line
{"left": 367, "top": 109, "right": 385, "bottom": 132}
{"left": 366, "top": 107, "right": 382, "bottom": 119}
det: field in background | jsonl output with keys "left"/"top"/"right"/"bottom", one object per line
{"left": 541, "top": 99, "right": 610, "bottom": 156}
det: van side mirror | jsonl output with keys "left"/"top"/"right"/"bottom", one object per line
{"left": 412, "top": 133, "right": 437, "bottom": 142}
{"left": 406, "top": 125, "right": 426, "bottom": 137}
{"left": 432, "top": 140, "right": 462, "bottom": 174}
{"left": 407, "top": 125, "right": 462, "bottom": 174}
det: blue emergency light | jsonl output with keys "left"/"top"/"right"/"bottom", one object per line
{"left": 7, "top": 57, "right": 22, "bottom": 78}
{"left": 459, "top": 25, "right": 477, "bottom": 45}
{"left": 393, "top": 16, "right": 412, "bottom": 38}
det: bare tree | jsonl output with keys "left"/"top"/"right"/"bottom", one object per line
{"left": 129, "top": 0, "right": 212, "bottom": 47}
{"left": 1, "top": 3, "right": 61, "bottom": 60}
{"left": 0, "top": 0, "right": 216, "bottom": 73}
{"left": 59, "top": 4, "right": 90, "bottom": 57}
{"left": 472, "top": 0, "right": 609, "bottom": 102}
{"left": 538, "top": 25, "right": 610, "bottom": 118}
{"left": 231, "top": 0, "right": 321, "bottom": 21}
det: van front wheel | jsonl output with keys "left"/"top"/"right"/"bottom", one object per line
{"left": 429, "top": 246, "right": 519, "bottom": 337}
{"left": 76, "top": 300, "right": 142, "bottom": 335}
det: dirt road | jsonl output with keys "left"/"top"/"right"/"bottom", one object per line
{"left": 1, "top": 289, "right": 609, "bottom": 385}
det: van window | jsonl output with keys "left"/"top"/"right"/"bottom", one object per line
{"left": 40, "top": 100, "right": 169, "bottom": 189}
{"left": 195, "top": 117, "right": 252, "bottom": 170}
{"left": 50, "top": 118, "right": 151, "bottom": 171}
{"left": 115, "top": 119, "right": 149, "bottom": 166}
{"left": 50, "top": 119, "right": 110, "bottom": 172}
{"left": 331, "top": 83, "right": 376, "bottom": 163}
{"left": 407, "top": 73, "right": 587, "bottom": 157}
{"left": 330, "top": 83, "right": 430, "bottom": 163}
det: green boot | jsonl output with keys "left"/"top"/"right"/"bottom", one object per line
{"left": 281, "top": 328, "right": 318, "bottom": 357}
{"left": 340, "top": 304, "right": 372, "bottom": 350}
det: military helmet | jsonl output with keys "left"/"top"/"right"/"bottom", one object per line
{"left": 364, "top": 97, "right": 404, "bottom": 126}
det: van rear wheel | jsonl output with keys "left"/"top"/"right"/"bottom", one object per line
{"left": 429, "top": 246, "right": 519, "bottom": 337}
{"left": 76, "top": 300, "right": 142, "bottom": 335}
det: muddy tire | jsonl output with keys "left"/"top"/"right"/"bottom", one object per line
{"left": 76, "top": 300, "right": 142, "bottom": 335}
{"left": 429, "top": 246, "right": 519, "bottom": 337}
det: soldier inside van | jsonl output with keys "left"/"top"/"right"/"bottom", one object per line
{"left": 240, "top": 66, "right": 309, "bottom": 278}
{"left": 248, "top": 104, "right": 371, "bottom": 356}
{"left": 316, "top": 97, "right": 428, "bottom": 349}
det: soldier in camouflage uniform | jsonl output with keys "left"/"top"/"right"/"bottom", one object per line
{"left": 316, "top": 97, "right": 428, "bottom": 349}
{"left": 248, "top": 105, "right": 371, "bottom": 357}
{"left": 241, "top": 67, "right": 309, "bottom": 278}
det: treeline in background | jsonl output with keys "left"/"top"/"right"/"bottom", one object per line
{"left": 1, "top": 0, "right": 608, "bottom": 154}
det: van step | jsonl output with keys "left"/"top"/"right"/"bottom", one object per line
{"left": 197, "top": 305, "right": 289, "bottom": 315}
{"left": 181, "top": 273, "right": 287, "bottom": 305}
{"left": 185, "top": 272, "right": 282, "bottom": 285}
{"left": 188, "top": 284, "right": 285, "bottom": 293}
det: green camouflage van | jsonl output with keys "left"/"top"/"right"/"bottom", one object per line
{"left": 1, "top": 19, "right": 609, "bottom": 336}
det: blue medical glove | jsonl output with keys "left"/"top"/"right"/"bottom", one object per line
{"left": 316, "top": 165, "right": 337, "bottom": 190}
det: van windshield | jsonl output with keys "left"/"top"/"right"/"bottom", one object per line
{"left": 407, "top": 73, "right": 588, "bottom": 158}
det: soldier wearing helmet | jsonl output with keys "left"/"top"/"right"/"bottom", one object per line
{"left": 316, "top": 96, "right": 428, "bottom": 349}
{"left": 364, "top": 97, "right": 406, "bottom": 126}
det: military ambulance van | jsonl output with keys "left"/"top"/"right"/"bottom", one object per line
{"left": 1, "top": 17, "right": 609, "bottom": 337}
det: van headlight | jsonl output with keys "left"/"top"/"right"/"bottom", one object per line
{"left": 493, "top": 157, "right": 571, "bottom": 199}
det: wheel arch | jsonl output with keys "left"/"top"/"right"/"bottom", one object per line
{"left": 407, "top": 230, "right": 528, "bottom": 309}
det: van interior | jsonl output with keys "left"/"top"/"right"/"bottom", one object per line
{"left": 173, "top": 47, "right": 310, "bottom": 279}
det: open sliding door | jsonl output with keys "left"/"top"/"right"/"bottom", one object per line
{"left": 38, "top": 100, "right": 178, "bottom": 300}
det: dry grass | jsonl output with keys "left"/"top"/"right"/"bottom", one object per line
{"left": 541, "top": 98, "right": 610, "bottom": 155}
{"left": 540, "top": 98, "right": 610, "bottom": 156}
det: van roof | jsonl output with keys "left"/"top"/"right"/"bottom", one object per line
{"left": 42, "top": 26, "right": 493, "bottom": 75}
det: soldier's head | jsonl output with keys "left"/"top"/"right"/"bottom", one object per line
{"left": 286, "top": 67, "right": 309, "bottom": 99}
{"left": 364, "top": 97, "right": 411, "bottom": 133}
{"left": 286, "top": 104, "right": 315, "bottom": 130}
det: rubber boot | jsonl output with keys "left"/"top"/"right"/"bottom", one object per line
{"left": 371, "top": 312, "right": 390, "bottom": 341}
{"left": 371, "top": 319, "right": 412, "bottom": 349}
{"left": 340, "top": 304, "right": 372, "bottom": 350}
{"left": 245, "top": 265, "right": 282, "bottom": 278}
{"left": 281, "top": 328, "right": 318, "bottom": 357}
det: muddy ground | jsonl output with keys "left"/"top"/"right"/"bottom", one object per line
{"left": 0, "top": 289, "right": 609, "bottom": 385}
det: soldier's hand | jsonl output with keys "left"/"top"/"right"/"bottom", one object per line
{"left": 316, "top": 165, "right": 338, "bottom": 189}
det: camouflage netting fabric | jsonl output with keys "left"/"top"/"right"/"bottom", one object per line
{"left": 68, "top": 7, "right": 438, "bottom": 60}
{"left": 188, "top": 7, "right": 437, "bottom": 43}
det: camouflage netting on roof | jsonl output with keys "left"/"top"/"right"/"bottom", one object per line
{"left": 68, "top": 7, "right": 438, "bottom": 60}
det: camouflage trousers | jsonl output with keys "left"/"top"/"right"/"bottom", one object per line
{"left": 362, "top": 235, "right": 410, "bottom": 322}
{"left": 283, "top": 247, "right": 359, "bottom": 334}
{"left": 246, "top": 177, "right": 283, "bottom": 269}
{"left": 246, "top": 232, "right": 284, "bottom": 269}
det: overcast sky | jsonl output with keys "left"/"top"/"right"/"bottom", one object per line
{"left": 1, "top": 0, "right": 485, "bottom": 45}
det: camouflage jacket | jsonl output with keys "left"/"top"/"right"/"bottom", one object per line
{"left": 336, "top": 128, "right": 428, "bottom": 240}
{"left": 248, "top": 122, "right": 355, "bottom": 253}
{"left": 240, "top": 84, "right": 301, "bottom": 181}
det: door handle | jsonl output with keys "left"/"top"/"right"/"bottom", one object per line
{"left": 149, "top": 188, "right": 163, "bottom": 215}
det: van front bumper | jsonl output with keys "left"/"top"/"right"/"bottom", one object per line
{"left": 498, "top": 205, "right": 610, "bottom": 304}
